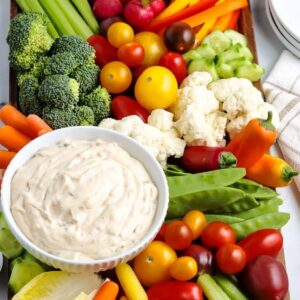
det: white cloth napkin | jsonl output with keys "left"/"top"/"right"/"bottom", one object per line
{"left": 263, "top": 50, "right": 300, "bottom": 189}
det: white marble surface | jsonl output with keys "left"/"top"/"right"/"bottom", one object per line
{"left": 0, "top": 0, "right": 299, "bottom": 299}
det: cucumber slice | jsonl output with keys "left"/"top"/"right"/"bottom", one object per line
{"left": 228, "top": 57, "right": 252, "bottom": 68}
{"left": 216, "top": 43, "right": 254, "bottom": 64}
{"left": 183, "top": 44, "right": 216, "bottom": 63}
{"left": 202, "top": 30, "right": 232, "bottom": 54}
{"left": 188, "top": 58, "right": 219, "bottom": 81}
{"left": 224, "top": 29, "right": 248, "bottom": 46}
{"left": 0, "top": 228, "right": 24, "bottom": 259}
{"left": 216, "top": 63, "right": 234, "bottom": 78}
{"left": 236, "top": 63, "right": 264, "bottom": 82}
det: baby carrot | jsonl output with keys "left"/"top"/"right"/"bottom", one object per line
{"left": 0, "top": 126, "right": 31, "bottom": 152}
{"left": 27, "top": 114, "right": 52, "bottom": 137}
{"left": 93, "top": 280, "right": 119, "bottom": 300}
{"left": 0, "top": 150, "right": 16, "bottom": 169}
{"left": 0, "top": 104, "right": 33, "bottom": 138}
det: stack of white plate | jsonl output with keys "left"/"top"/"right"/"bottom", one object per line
{"left": 266, "top": 0, "right": 300, "bottom": 58}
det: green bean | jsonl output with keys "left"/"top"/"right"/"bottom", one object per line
{"left": 168, "top": 168, "right": 246, "bottom": 198}
{"left": 167, "top": 187, "right": 246, "bottom": 219}
{"left": 214, "top": 274, "right": 249, "bottom": 300}
{"left": 205, "top": 214, "right": 244, "bottom": 224}
{"left": 232, "top": 197, "right": 283, "bottom": 219}
{"left": 231, "top": 212, "right": 290, "bottom": 239}
{"left": 210, "top": 195, "right": 259, "bottom": 213}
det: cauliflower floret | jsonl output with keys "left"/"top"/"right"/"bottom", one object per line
{"left": 163, "top": 134, "right": 186, "bottom": 159}
{"left": 113, "top": 115, "right": 143, "bottom": 135}
{"left": 171, "top": 86, "right": 219, "bottom": 120}
{"left": 180, "top": 72, "right": 213, "bottom": 88}
{"left": 148, "top": 109, "right": 176, "bottom": 134}
{"left": 99, "top": 118, "right": 118, "bottom": 129}
{"left": 206, "top": 111, "right": 228, "bottom": 145}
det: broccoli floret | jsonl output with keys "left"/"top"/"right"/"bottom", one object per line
{"left": 38, "top": 75, "right": 79, "bottom": 109}
{"left": 75, "top": 106, "right": 95, "bottom": 126}
{"left": 71, "top": 63, "right": 100, "bottom": 95}
{"left": 17, "top": 56, "right": 50, "bottom": 87}
{"left": 51, "top": 35, "right": 95, "bottom": 65}
{"left": 42, "top": 106, "right": 78, "bottom": 129}
{"left": 80, "top": 86, "right": 111, "bottom": 124}
{"left": 7, "top": 12, "right": 53, "bottom": 71}
{"left": 18, "top": 77, "right": 43, "bottom": 116}
{"left": 44, "top": 52, "right": 80, "bottom": 76}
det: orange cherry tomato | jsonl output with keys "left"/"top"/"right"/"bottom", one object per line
{"left": 170, "top": 256, "right": 198, "bottom": 281}
{"left": 107, "top": 22, "right": 134, "bottom": 48}
{"left": 183, "top": 210, "right": 207, "bottom": 240}
{"left": 133, "top": 241, "right": 177, "bottom": 287}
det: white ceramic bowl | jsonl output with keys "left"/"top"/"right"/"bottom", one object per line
{"left": 1, "top": 127, "right": 169, "bottom": 273}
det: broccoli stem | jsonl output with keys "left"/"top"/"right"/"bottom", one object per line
{"left": 39, "top": 0, "right": 77, "bottom": 36}
{"left": 70, "top": 0, "right": 99, "bottom": 34}
{"left": 55, "top": 0, "right": 94, "bottom": 40}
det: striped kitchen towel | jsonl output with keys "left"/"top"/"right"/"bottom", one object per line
{"left": 263, "top": 50, "right": 300, "bottom": 190}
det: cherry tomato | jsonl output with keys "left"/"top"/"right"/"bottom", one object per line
{"left": 135, "top": 66, "right": 177, "bottom": 110}
{"left": 133, "top": 241, "right": 177, "bottom": 287}
{"left": 100, "top": 61, "right": 132, "bottom": 94}
{"left": 111, "top": 95, "right": 150, "bottom": 122}
{"left": 201, "top": 221, "right": 236, "bottom": 249}
{"left": 99, "top": 16, "right": 123, "bottom": 36}
{"left": 87, "top": 35, "right": 118, "bottom": 67}
{"left": 238, "top": 229, "right": 283, "bottom": 262}
{"left": 107, "top": 22, "right": 134, "bottom": 48}
{"left": 165, "top": 221, "right": 193, "bottom": 250}
{"left": 117, "top": 42, "right": 145, "bottom": 67}
{"left": 154, "top": 223, "right": 168, "bottom": 241}
{"left": 159, "top": 51, "right": 187, "bottom": 84}
{"left": 134, "top": 32, "right": 167, "bottom": 66}
{"left": 216, "top": 244, "right": 247, "bottom": 274}
{"left": 183, "top": 210, "right": 206, "bottom": 240}
{"left": 170, "top": 256, "right": 198, "bottom": 281}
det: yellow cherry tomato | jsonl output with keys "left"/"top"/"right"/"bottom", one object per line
{"left": 107, "top": 22, "right": 134, "bottom": 48}
{"left": 134, "top": 32, "right": 167, "bottom": 66}
{"left": 183, "top": 210, "right": 207, "bottom": 240}
{"left": 133, "top": 241, "right": 177, "bottom": 287}
{"left": 169, "top": 256, "right": 198, "bottom": 281}
{"left": 100, "top": 61, "right": 132, "bottom": 94}
{"left": 134, "top": 66, "right": 178, "bottom": 110}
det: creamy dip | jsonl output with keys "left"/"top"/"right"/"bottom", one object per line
{"left": 11, "top": 140, "right": 158, "bottom": 260}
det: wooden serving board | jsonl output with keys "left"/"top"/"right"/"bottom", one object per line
{"left": 8, "top": 1, "right": 289, "bottom": 300}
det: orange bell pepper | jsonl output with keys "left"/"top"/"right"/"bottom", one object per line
{"left": 212, "top": 11, "right": 234, "bottom": 31}
{"left": 227, "top": 112, "right": 277, "bottom": 168}
{"left": 246, "top": 154, "right": 299, "bottom": 188}
{"left": 227, "top": 9, "right": 241, "bottom": 29}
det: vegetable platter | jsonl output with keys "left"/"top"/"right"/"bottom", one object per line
{"left": 2, "top": 0, "right": 298, "bottom": 299}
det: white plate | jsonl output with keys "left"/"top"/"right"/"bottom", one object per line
{"left": 266, "top": 1, "right": 300, "bottom": 58}
{"left": 268, "top": 0, "right": 300, "bottom": 49}
{"left": 270, "top": 0, "right": 300, "bottom": 42}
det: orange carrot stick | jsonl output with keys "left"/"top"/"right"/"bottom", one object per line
{"left": 93, "top": 281, "right": 119, "bottom": 300}
{"left": 0, "top": 150, "right": 16, "bottom": 169}
{"left": 212, "top": 11, "right": 234, "bottom": 31}
{"left": 227, "top": 9, "right": 241, "bottom": 29}
{"left": 180, "top": 0, "right": 248, "bottom": 28}
{"left": 0, "top": 104, "right": 33, "bottom": 138}
{"left": 27, "top": 114, "right": 52, "bottom": 138}
{"left": 0, "top": 126, "right": 31, "bottom": 152}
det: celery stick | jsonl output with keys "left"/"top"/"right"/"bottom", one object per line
{"left": 39, "top": 0, "right": 77, "bottom": 36}
{"left": 15, "top": 0, "right": 31, "bottom": 12}
{"left": 70, "top": 0, "right": 99, "bottom": 34}
{"left": 55, "top": 0, "right": 94, "bottom": 40}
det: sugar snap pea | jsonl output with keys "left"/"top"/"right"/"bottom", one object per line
{"left": 231, "top": 212, "right": 290, "bottom": 239}
{"left": 210, "top": 195, "right": 259, "bottom": 213}
{"left": 168, "top": 168, "right": 246, "bottom": 198}
{"left": 254, "top": 186, "right": 278, "bottom": 199}
{"left": 205, "top": 214, "right": 244, "bottom": 224}
{"left": 167, "top": 187, "right": 246, "bottom": 219}
{"left": 232, "top": 197, "right": 283, "bottom": 219}
{"left": 164, "top": 164, "right": 189, "bottom": 177}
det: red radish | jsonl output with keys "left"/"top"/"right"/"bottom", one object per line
{"left": 124, "top": 0, "right": 165, "bottom": 29}
{"left": 93, "top": 0, "right": 123, "bottom": 20}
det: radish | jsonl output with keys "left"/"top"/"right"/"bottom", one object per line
{"left": 93, "top": 0, "right": 123, "bottom": 20}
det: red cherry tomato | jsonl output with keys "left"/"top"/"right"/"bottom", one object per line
{"left": 216, "top": 244, "right": 247, "bottom": 274}
{"left": 159, "top": 51, "right": 187, "bottom": 84}
{"left": 238, "top": 229, "right": 283, "bottom": 262}
{"left": 201, "top": 221, "right": 236, "bottom": 249}
{"left": 87, "top": 35, "right": 118, "bottom": 67}
{"left": 118, "top": 42, "right": 145, "bottom": 67}
{"left": 155, "top": 223, "right": 168, "bottom": 241}
{"left": 111, "top": 95, "right": 150, "bottom": 122}
{"left": 165, "top": 221, "right": 193, "bottom": 250}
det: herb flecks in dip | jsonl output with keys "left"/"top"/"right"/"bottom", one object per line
{"left": 11, "top": 140, "right": 158, "bottom": 260}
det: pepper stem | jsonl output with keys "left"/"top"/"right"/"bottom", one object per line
{"left": 282, "top": 165, "right": 299, "bottom": 182}
{"left": 259, "top": 111, "right": 276, "bottom": 131}
{"left": 219, "top": 152, "right": 237, "bottom": 169}
{"left": 141, "top": 0, "right": 150, "bottom": 6}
